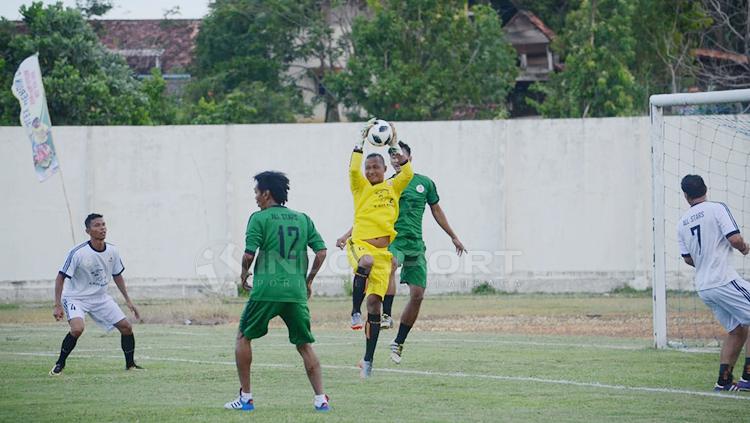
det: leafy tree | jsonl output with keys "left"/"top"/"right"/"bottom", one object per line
{"left": 327, "top": 0, "right": 518, "bottom": 121}
{"left": 632, "top": 0, "right": 710, "bottom": 98}
{"left": 141, "top": 68, "right": 180, "bottom": 125}
{"left": 529, "top": 0, "right": 639, "bottom": 118}
{"left": 0, "top": 2, "right": 152, "bottom": 125}
{"left": 187, "top": 0, "right": 329, "bottom": 123}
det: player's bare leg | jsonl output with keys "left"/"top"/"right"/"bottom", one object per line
{"left": 351, "top": 255, "right": 374, "bottom": 330}
{"left": 360, "top": 293, "right": 382, "bottom": 378}
{"left": 297, "top": 343, "right": 330, "bottom": 410}
{"left": 235, "top": 333, "right": 253, "bottom": 394}
{"left": 50, "top": 317, "right": 84, "bottom": 376}
{"left": 715, "top": 325, "right": 748, "bottom": 390}
{"left": 225, "top": 332, "right": 255, "bottom": 410}
{"left": 114, "top": 318, "right": 141, "bottom": 370}
{"left": 390, "top": 284, "right": 425, "bottom": 364}
{"left": 739, "top": 337, "right": 750, "bottom": 390}
{"left": 381, "top": 258, "right": 397, "bottom": 329}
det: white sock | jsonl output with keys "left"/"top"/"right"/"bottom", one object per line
{"left": 314, "top": 394, "right": 327, "bottom": 406}
{"left": 240, "top": 391, "right": 252, "bottom": 402}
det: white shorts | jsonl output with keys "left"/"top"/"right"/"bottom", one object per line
{"left": 63, "top": 294, "right": 127, "bottom": 332}
{"left": 698, "top": 279, "right": 750, "bottom": 331}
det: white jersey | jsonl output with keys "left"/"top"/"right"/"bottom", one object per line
{"left": 59, "top": 241, "right": 125, "bottom": 298}
{"left": 677, "top": 201, "right": 741, "bottom": 291}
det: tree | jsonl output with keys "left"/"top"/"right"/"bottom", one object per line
{"left": 188, "top": 0, "right": 329, "bottom": 124}
{"left": 0, "top": 2, "right": 153, "bottom": 125}
{"left": 631, "top": 0, "right": 710, "bottom": 99}
{"left": 529, "top": 0, "right": 639, "bottom": 118}
{"left": 327, "top": 0, "right": 518, "bottom": 121}
{"left": 697, "top": 0, "right": 750, "bottom": 89}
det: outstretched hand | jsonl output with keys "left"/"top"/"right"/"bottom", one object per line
{"left": 452, "top": 238, "right": 467, "bottom": 256}
{"left": 357, "top": 118, "right": 378, "bottom": 149}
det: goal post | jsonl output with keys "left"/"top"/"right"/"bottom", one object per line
{"left": 650, "top": 88, "right": 750, "bottom": 349}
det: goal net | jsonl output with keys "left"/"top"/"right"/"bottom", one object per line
{"left": 650, "top": 89, "right": 750, "bottom": 349}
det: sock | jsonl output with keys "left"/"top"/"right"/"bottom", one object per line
{"left": 717, "top": 363, "right": 733, "bottom": 386}
{"left": 743, "top": 357, "right": 750, "bottom": 381}
{"left": 383, "top": 294, "right": 394, "bottom": 316}
{"left": 121, "top": 334, "right": 135, "bottom": 367}
{"left": 241, "top": 391, "right": 252, "bottom": 402}
{"left": 363, "top": 313, "right": 381, "bottom": 362}
{"left": 56, "top": 332, "right": 78, "bottom": 367}
{"left": 351, "top": 266, "right": 369, "bottom": 315}
{"left": 394, "top": 323, "right": 412, "bottom": 345}
{"left": 314, "top": 394, "right": 327, "bottom": 407}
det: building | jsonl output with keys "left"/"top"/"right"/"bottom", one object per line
{"left": 94, "top": 19, "right": 201, "bottom": 93}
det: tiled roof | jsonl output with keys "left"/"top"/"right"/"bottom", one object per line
{"left": 93, "top": 19, "right": 201, "bottom": 74}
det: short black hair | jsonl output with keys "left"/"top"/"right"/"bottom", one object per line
{"left": 398, "top": 141, "right": 411, "bottom": 156}
{"left": 85, "top": 213, "right": 103, "bottom": 229}
{"left": 365, "top": 153, "right": 385, "bottom": 167}
{"left": 681, "top": 174, "right": 707, "bottom": 199}
{"left": 254, "top": 171, "right": 290, "bottom": 205}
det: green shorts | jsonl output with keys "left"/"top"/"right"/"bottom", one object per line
{"left": 239, "top": 300, "right": 315, "bottom": 346}
{"left": 389, "top": 238, "right": 427, "bottom": 288}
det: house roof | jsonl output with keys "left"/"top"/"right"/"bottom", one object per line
{"left": 693, "top": 48, "right": 749, "bottom": 65}
{"left": 94, "top": 19, "right": 201, "bottom": 74}
{"left": 504, "top": 10, "right": 556, "bottom": 45}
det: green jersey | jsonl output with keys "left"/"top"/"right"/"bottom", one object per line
{"left": 244, "top": 205, "right": 326, "bottom": 303}
{"left": 394, "top": 173, "right": 439, "bottom": 241}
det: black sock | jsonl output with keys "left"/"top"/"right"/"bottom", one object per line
{"left": 718, "top": 363, "right": 733, "bottom": 386}
{"left": 394, "top": 323, "right": 412, "bottom": 345}
{"left": 363, "top": 313, "right": 381, "bottom": 362}
{"left": 121, "top": 334, "right": 135, "bottom": 367}
{"left": 383, "top": 294, "right": 394, "bottom": 316}
{"left": 56, "top": 332, "right": 78, "bottom": 367}
{"left": 352, "top": 266, "right": 369, "bottom": 315}
{"left": 743, "top": 357, "right": 750, "bottom": 381}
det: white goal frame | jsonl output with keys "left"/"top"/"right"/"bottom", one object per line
{"left": 650, "top": 88, "right": 750, "bottom": 349}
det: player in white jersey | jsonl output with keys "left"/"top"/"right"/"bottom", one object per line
{"left": 49, "top": 213, "right": 142, "bottom": 376}
{"left": 678, "top": 175, "right": 750, "bottom": 391}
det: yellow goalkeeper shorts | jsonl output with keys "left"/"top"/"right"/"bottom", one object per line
{"left": 346, "top": 238, "right": 392, "bottom": 300}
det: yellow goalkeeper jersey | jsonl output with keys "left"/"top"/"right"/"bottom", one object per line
{"left": 349, "top": 151, "right": 414, "bottom": 242}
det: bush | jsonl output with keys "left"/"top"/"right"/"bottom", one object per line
{"left": 471, "top": 282, "right": 497, "bottom": 295}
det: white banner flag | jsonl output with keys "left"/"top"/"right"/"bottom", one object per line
{"left": 11, "top": 54, "right": 59, "bottom": 182}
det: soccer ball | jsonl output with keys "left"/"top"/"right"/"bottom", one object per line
{"left": 366, "top": 120, "right": 393, "bottom": 147}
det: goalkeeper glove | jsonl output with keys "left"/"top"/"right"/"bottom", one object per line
{"left": 356, "top": 117, "right": 377, "bottom": 150}
{"left": 387, "top": 121, "right": 401, "bottom": 155}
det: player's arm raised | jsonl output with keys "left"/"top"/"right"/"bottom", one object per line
{"left": 350, "top": 119, "right": 375, "bottom": 192}
{"left": 388, "top": 125, "right": 414, "bottom": 193}
{"left": 113, "top": 274, "right": 140, "bottom": 320}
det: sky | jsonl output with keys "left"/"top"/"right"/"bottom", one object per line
{"left": 0, "top": 1, "right": 211, "bottom": 20}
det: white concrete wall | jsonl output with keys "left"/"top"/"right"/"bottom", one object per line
{"left": 0, "top": 118, "right": 657, "bottom": 301}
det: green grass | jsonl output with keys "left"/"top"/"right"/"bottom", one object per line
{"left": 0, "top": 295, "right": 745, "bottom": 422}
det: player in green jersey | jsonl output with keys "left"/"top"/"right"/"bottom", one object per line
{"left": 386, "top": 141, "right": 466, "bottom": 363}
{"left": 225, "top": 171, "right": 330, "bottom": 412}
{"left": 337, "top": 141, "right": 466, "bottom": 361}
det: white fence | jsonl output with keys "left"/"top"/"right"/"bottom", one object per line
{"left": 0, "top": 118, "right": 654, "bottom": 301}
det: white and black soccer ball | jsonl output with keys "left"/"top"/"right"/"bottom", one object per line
{"left": 366, "top": 120, "right": 393, "bottom": 147}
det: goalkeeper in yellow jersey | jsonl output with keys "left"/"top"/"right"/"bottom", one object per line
{"left": 347, "top": 119, "right": 413, "bottom": 378}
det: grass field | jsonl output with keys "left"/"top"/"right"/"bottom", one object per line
{"left": 1, "top": 294, "right": 747, "bottom": 422}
